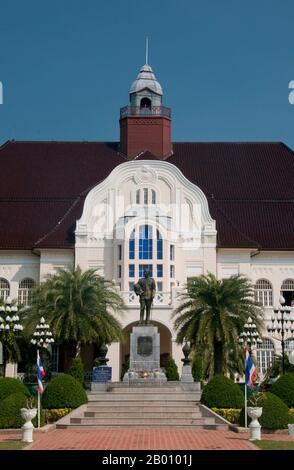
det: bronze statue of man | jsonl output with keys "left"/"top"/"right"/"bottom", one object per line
{"left": 134, "top": 270, "right": 156, "bottom": 324}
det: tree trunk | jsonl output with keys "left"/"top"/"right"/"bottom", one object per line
{"left": 75, "top": 341, "right": 81, "bottom": 357}
{"left": 213, "top": 340, "right": 223, "bottom": 375}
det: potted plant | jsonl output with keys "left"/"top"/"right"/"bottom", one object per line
{"left": 21, "top": 397, "right": 37, "bottom": 423}
{"left": 247, "top": 391, "right": 263, "bottom": 420}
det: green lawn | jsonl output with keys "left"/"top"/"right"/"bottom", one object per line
{"left": 0, "top": 441, "right": 27, "bottom": 450}
{"left": 254, "top": 440, "right": 294, "bottom": 450}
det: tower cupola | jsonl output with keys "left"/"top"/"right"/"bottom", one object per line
{"left": 119, "top": 52, "right": 172, "bottom": 160}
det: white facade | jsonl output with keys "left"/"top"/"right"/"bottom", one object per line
{"left": 1, "top": 160, "right": 294, "bottom": 380}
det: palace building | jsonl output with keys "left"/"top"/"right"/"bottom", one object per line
{"left": 1, "top": 61, "right": 294, "bottom": 380}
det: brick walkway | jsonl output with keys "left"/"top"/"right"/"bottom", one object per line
{"left": 1, "top": 428, "right": 292, "bottom": 450}
{"left": 20, "top": 428, "right": 259, "bottom": 450}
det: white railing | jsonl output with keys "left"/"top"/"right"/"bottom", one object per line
{"left": 121, "top": 291, "right": 172, "bottom": 306}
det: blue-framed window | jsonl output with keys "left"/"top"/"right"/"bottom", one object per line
{"left": 129, "top": 229, "right": 135, "bottom": 259}
{"left": 157, "top": 264, "right": 163, "bottom": 278}
{"left": 139, "top": 264, "right": 153, "bottom": 278}
{"left": 139, "top": 225, "right": 153, "bottom": 259}
{"left": 129, "top": 264, "right": 135, "bottom": 278}
{"left": 118, "top": 265, "right": 122, "bottom": 278}
{"left": 157, "top": 230, "right": 163, "bottom": 259}
{"left": 170, "top": 245, "right": 174, "bottom": 261}
{"left": 170, "top": 265, "right": 175, "bottom": 278}
{"left": 157, "top": 281, "right": 163, "bottom": 291}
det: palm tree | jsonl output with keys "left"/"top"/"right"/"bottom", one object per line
{"left": 172, "top": 273, "right": 263, "bottom": 377}
{"left": 24, "top": 267, "right": 125, "bottom": 357}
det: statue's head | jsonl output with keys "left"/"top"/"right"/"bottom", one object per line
{"left": 144, "top": 269, "right": 150, "bottom": 278}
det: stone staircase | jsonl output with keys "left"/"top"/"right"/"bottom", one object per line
{"left": 56, "top": 386, "right": 230, "bottom": 429}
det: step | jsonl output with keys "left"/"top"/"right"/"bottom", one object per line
{"left": 86, "top": 405, "right": 200, "bottom": 413}
{"left": 87, "top": 400, "right": 200, "bottom": 407}
{"left": 109, "top": 387, "right": 182, "bottom": 393}
{"left": 87, "top": 393, "right": 200, "bottom": 401}
{"left": 84, "top": 411, "right": 203, "bottom": 419}
{"left": 70, "top": 417, "right": 216, "bottom": 426}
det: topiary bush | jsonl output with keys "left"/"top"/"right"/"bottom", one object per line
{"left": 0, "top": 392, "right": 27, "bottom": 428}
{"left": 0, "top": 377, "right": 30, "bottom": 401}
{"left": 69, "top": 357, "right": 85, "bottom": 385}
{"left": 271, "top": 373, "right": 294, "bottom": 407}
{"left": 239, "top": 392, "right": 292, "bottom": 430}
{"left": 201, "top": 375, "right": 244, "bottom": 409}
{"left": 192, "top": 356, "right": 203, "bottom": 382}
{"left": 41, "top": 374, "right": 87, "bottom": 409}
{"left": 165, "top": 355, "right": 179, "bottom": 381}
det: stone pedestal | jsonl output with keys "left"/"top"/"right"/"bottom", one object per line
{"left": 123, "top": 325, "right": 166, "bottom": 383}
{"left": 180, "top": 364, "right": 201, "bottom": 391}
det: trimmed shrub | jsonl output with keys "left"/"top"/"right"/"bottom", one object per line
{"left": 0, "top": 392, "right": 27, "bottom": 428}
{"left": 192, "top": 356, "right": 203, "bottom": 382}
{"left": 201, "top": 375, "right": 244, "bottom": 409}
{"left": 239, "top": 392, "right": 292, "bottom": 430}
{"left": 41, "top": 374, "right": 87, "bottom": 409}
{"left": 271, "top": 373, "right": 294, "bottom": 407}
{"left": 69, "top": 357, "right": 85, "bottom": 385}
{"left": 165, "top": 355, "right": 179, "bottom": 381}
{"left": 0, "top": 377, "right": 30, "bottom": 401}
{"left": 211, "top": 408, "right": 241, "bottom": 424}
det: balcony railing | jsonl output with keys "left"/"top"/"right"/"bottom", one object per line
{"left": 120, "top": 105, "right": 171, "bottom": 119}
{"left": 121, "top": 291, "right": 172, "bottom": 306}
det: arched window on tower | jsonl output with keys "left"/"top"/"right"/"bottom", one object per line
{"left": 157, "top": 229, "right": 162, "bottom": 260}
{"left": 140, "top": 97, "right": 151, "bottom": 114}
{"left": 0, "top": 278, "right": 10, "bottom": 301}
{"left": 254, "top": 279, "right": 273, "bottom": 307}
{"left": 18, "top": 278, "right": 36, "bottom": 306}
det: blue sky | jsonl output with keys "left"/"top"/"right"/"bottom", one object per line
{"left": 0, "top": 0, "right": 294, "bottom": 147}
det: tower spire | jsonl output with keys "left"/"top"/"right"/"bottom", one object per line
{"left": 145, "top": 37, "right": 149, "bottom": 65}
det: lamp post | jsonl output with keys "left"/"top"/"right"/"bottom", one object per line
{"left": 267, "top": 295, "right": 294, "bottom": 375}
{"left": 30, "top": 317, "right": 54, "bottom": 428}
{"left": 239, "top": 316, "right": 262, "bottom": 352}
{"left": 239, "top": 317, "right": 261, "bottom": 429}
{"left": 0, "top": 297, "right": 23, "bottom": 377}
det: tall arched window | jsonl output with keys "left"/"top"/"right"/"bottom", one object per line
{"left": 254, "top": 279, "right": 273, "bottom": 306}
{"left": 256, "top": 339, "right": 275, "bottom": 375}
{"left": 18, "top": 278, "right": 35, "bottom": 306}
{"left": 129, "top": 229, "right": 135, "bottom": 260}
{"left": 157, "top": 229, "right": 162, "bottom": 260}
{"left": 139, "top": 225, "right": 153, "bottom": 259}
{"left": 281, "top": 279, "right": 294, "bottom": 306}
{"left": 0, "top": 278, "right": 10, "bottom": 301}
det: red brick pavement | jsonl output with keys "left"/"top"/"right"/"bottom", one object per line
{"left": 1, "top": 428, "right": 292, "bottom": 451}
{"left": 20, "top": 428, "right": 260, "bottom": 450}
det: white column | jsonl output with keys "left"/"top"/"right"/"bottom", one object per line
{"left": 107, "top": 341, "right": 120, "bottom": 382}
{"left": 172, "top": 339, "right": 183, "bottom": 373}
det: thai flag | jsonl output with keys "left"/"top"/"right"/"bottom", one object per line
{"left": 37, "top": 350, "right": 45, "bottom": 394}
{"left": 245, "top": 347, "right": 257, "bottom": 389}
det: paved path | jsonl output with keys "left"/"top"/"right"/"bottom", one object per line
{"left": 1, "top": 428, "right": 292, "bottom": 451}
{"left": 21, "top": 428, "right": 258, "bottom": 450}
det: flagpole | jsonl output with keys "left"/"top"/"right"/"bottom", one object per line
{"left": 37, "top": 348, "right": 40, "bottom": 429}
{"left": 245, "top": 381, "right": 247, "bottom": 428}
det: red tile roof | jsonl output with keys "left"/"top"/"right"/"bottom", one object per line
{"left": 1, "top": 140, "right": 294, "bottom": 250}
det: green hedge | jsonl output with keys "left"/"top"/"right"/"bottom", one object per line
{"left": 239, "top": 392, "right": 293, "bottom": 430}
{"left": 69, "top": 357, "right": 85, "bottom": 385}
{"left": 201, "top": 375, "right": 244, "bottom": 409}
{"left": 0, "top": 377, "right": 30, "bottom": 401}
{"left": 165, "top": 356, "right": 179, "bottom": 381}
{"left": 271, "top": 373, "right": 294, "bottom": 408}
{"left": 211, "top": 408, "right": 241, "bottom": 424}
{"left": 0, "top": 392, "right": 27, "bottom": 428}
{"left": 42, "top": 374, "right": 87, "bottom": 409}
